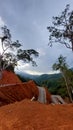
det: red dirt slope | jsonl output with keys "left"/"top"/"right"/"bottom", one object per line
{"left": 0, "top": 81, "right": 51, "bottom": 106}
{"left": 0, "top": 99, "right": 73, "bottom": 130}
{"left": 0, "top": 71, "right": 51, "bottom": 106}
{"left": 0, "top": 70, "right": 22, "bottom": 84}
{"left": 0, "top": 80, "right": 38, "bottom": 106}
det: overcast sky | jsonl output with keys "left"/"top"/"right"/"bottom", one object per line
{"left": 0, "top": 0, "right": 73, "bottom": 75}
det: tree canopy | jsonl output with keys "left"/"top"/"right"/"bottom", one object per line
{"left": 0, "top": 26, "right": 39, "bottom": 73}
{"left": 52, "top": 55, "right": 73, "bottom": 102}
{"left": 47, "top": 4, "right": 73, "bottom": 51}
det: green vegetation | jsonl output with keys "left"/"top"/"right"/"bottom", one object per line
{"left": 17, "top": 72, "right": 70, "bottom": 98}
{"left": 52, "top": 55, "right": 73, "bottom": 102}
{"left": 16, "top": 4, "right": 73, "bottom": 102}
{"left": 0, "top": 26, "right": 39, "bottom": 76}
{"left": 47, "top": 4, "right": 73, "bottom": 51}
{"left": 47, "top": 4, "right": 73, "bottom": 102}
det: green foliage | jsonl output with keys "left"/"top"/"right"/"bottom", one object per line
{"left": 0, "top": 26, "right": 39, "bottom": 71}
{"left": 17, "top": 49, "right": 38, "bottom": 66}
{"left": 35, "top": 73, "right": 61, "bottom": 85}
{"left": 43, "top": 77, "right": 69, "bottom": 98}
{"left": 16, "top": 69, "right": 73, "bottom": 98}
{"left": 52, "top": 55, "right": 68, "bottom": 72}
{"left": 47, "top": 4, "right": 73, "bottom": 51}
{"left": 39, "top": 77, "right": 68, "bottom": 98}
{"left": 52, "top": 55, "right": 73, "bottom": 102}
{"left": 57, "top": 87, "right": 68, "bottom": 98}
{"left": 52, "top": 55, "right": 67, "bottom": 77}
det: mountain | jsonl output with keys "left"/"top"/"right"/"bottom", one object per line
{"left": 16, "top": 71, "right": 62, "bottom": 85}
{"left": 15, "top": 71, "right": 39, "bottom": 81}
{"left": 16, "top": 67, "right": 73, "bottom": 84}
{"left": 15, "top": 71, "right": 69, "bottom": 97}
{"left": 35, "top": 73, "right": 62, "bottom": 84}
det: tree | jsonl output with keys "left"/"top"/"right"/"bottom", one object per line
{"left": 0, "top": 26, "right": 39, "bottom": 78}
{"left": 52, "top": 55, "right": 73, "bottom": 102}
{"left": 47, "top": 4, "right": 73, "bottom": 51}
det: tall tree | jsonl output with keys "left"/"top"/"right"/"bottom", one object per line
{"left": 47, "top": 4, "right": 73, "bottom": 51}
{"left": 52, "top": 55, "right": 73, "bottom": 102}
{"left": 0, "top": 26, "right": 39, "bottom": 78}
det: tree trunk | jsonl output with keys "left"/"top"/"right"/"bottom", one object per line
{"left": 62, "top": 71, "right": 73, "bottom": 103}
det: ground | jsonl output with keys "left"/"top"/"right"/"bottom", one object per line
{"left": 0, "top": 99, "right": 73, "bottom": 130}
{"left": 0, "top": 70, "right": 73, "bottom": 130}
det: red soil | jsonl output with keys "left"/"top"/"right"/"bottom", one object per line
{"left": 0, "top": 70, "right": 73, "bottom": 130}
{"left": 0, "top": 70, "right": 22, "bottom": 84}
{"left": 0, "top": 70, "right": 51, "bottom": 106}
{"left": 0, "top": 99, "right": 73, "bottom": 130}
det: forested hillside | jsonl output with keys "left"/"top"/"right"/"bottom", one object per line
{"left": 16, "top": 72, "right": 67, "bottom": 98}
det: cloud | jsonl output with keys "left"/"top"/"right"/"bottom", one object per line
{"left": 0, "top": 16, "right": 5, "bottom": 36}
{"left": 0, "top": 17, "right": 5, "bottom": 27}
{"left": 0, "top": 17, "right": 5, "bottom": 54}
{"left": 1, "top": 1, "right": 73, "bottom": 75}
{"left": 15, "top": 62, "right": 30, "bottom": 71}
{"left": 24, "top": 70, "right": 43, "bottom": 75}
{"left": 37, "top": 48, "right": 46, "bottom": 57}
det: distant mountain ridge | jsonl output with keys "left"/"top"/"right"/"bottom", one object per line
{"left": 16, "top": 71, "right": 39, "bottom": 80}
{"left": 16, "top": 71, "right": 62, "bottom": 84}
{"left": 16, "top": 67, "right": 73, "bottom": 84}
{"left": 15, "top": 68, "right": 73, "bottom": 98}
{"left": 35, "top": 73, "right": 62, "bottom": 84}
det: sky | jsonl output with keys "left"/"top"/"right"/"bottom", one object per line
{"left": 0, "top": 0, "right": 73, "bottom": 75}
